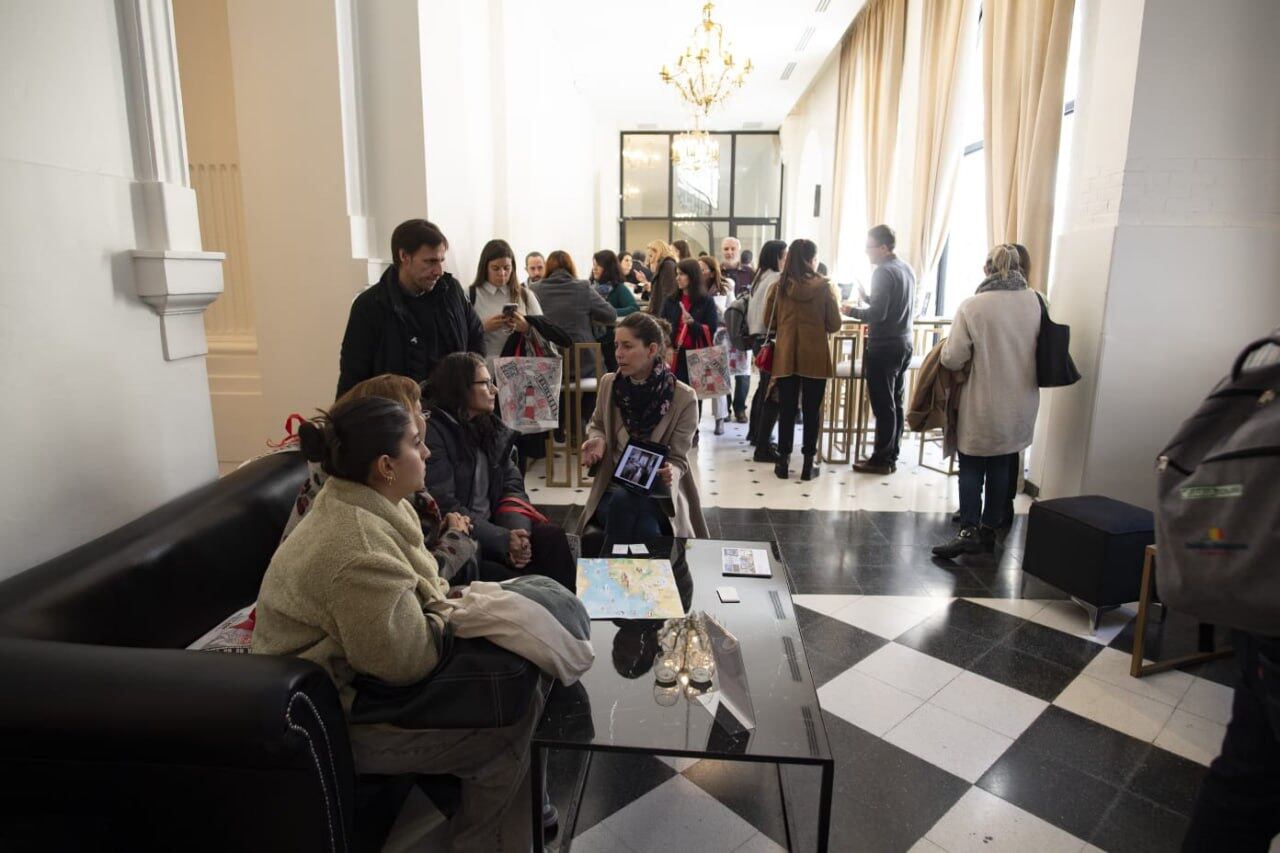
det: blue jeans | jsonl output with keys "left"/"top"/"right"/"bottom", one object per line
{"left": 732, "top": 374, "right": 750, "bottom": 416}
{"left": 597, "top": 486, "right": 667, "bottom": 543}
{"left": 957, "top": 451, "right": 1017, "bottom": 529}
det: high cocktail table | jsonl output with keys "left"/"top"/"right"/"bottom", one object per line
{"left": 532, "top": 537, "right": 834, "bottom": 852}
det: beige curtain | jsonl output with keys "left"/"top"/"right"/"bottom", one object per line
{"left": 907, "top": 0, "right": 981, "bottom": 298}
{"left": 830, "top": 0, "right": 908, "bottom": 273}
{"left": 983, "top": 0, "right": 1076, "bottom": 293}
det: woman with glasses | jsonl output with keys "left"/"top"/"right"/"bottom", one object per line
{"left": 424, "top": 352, "right": 575, "bottom": 588}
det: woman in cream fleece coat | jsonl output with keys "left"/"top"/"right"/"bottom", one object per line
{"left": 252, "top": 395, "right": 541, "bottom": 852}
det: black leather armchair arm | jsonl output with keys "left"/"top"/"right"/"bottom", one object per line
{"left": 0, "top": 639, "right": 356, "bottom": 852}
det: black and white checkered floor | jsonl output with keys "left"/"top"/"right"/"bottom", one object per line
{"left": 531, "top": 506, "right": 1253, "bottom": 853}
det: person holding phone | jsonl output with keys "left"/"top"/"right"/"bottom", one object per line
{"left": 468, "top": 238, "right": 543, "bottom": 360}
{"left": 578, "top": 313, "right": 709, "bottom": 542}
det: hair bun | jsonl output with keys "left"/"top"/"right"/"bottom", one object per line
{"left": 296, "top": 417, "right": 334, "bottom": 464}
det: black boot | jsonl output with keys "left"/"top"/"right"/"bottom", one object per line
{"left": 774, "top": 454, "right": 790, "bottom": 479}
{"left": 932, "top": 526, "right": 986, "bottom": 560}
{"left": 753, "top": 443, "right": 780, "bottom": 463}
{"left": 801, "top": 454, "right": 820, "bottom": 481}
{"left": 978, "top": 525, "right": 997, "bottom": 552}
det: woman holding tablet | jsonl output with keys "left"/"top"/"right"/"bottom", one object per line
{"left": 578, "top": 313, "right": 709, "bottom": 542}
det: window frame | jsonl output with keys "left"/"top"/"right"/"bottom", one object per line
{"left": 619, "top": 130, "right": 785, "bottom": 252}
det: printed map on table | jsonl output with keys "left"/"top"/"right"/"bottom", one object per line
{"left": 576, "top": 558, "right": 685, "bottom": 620}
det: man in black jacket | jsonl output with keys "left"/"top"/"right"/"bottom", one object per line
{"left": 336, "top": 219, "right": 485, "bottom": 399}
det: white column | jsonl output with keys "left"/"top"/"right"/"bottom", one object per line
{"left": 119, "top": 0, "right": 224, "bottom": 359}
{"left": 1034, "top": 0, "right": 1280, "bottom": 507}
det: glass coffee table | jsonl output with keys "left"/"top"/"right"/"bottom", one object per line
{"left": 532, "top": 537, "right": 834, "bottom": 852}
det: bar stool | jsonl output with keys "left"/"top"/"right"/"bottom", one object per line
{"left": 823, "top": 322, "right": 866, "bottom": 465}
{"left": 908, "top": 317, "right": 954, "bottom": 476}
{"left": 542, "top": 342, "right": 604, "bottom": 488}
{"left": 543, "top": 349, "right": 574, "bottom": 487}
{"left": 570, "top": 342, "right": 603, "bottom": 488}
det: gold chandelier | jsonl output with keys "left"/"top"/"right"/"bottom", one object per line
{"left": 671, "top": 120, "right": 720, "bottom": 173}
{"left": 660, "top": 2, "right": 753, "bottom": 119}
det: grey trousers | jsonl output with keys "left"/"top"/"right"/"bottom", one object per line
{"left": 348, "top": 685, "right": 546, "bottom": 853}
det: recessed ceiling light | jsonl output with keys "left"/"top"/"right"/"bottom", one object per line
{"left": 795, "top": 27, "right": 815, "bottom": 52}
{"left": 780, "top": 62, "right": 797, "bottom": 81}
{"left": 815, "top": 0, "right": 832, "bottom": 11}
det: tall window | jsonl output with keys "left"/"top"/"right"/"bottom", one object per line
{"left": 935, "top": 3, "right": 1082, "bottom": 316}
{"left": 620, "top": 131, "right": 784, "bottom": 262}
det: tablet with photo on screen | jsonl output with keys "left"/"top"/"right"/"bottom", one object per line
{"left": 613, "top": 438, "right": 668, "bottom": 495}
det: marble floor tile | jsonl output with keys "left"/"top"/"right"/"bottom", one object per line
{"left": 1029, "top": 600, "right": 1136, "bottom": 646}
{"left": 1177, "top": 676, "right": 1235, "bottom": 726}
{"left": 929, "top": 670, "right": 1050, "bottom": 740}
{"left": 596, "top": 775, "right": 761, "bottom": 853}
{"left": 1153, "top": 708, "right": 1227, "bottom": 767}
{"left": 818, "top": 667, "right": 923, "bottom": 736}
{"left": 885, "top": 703, "right": 1015, "bottom": 783}
{"left": 1053, "top": 674, "right": 1177, "bottom": 742}
{"left": 826, "top": 595, "right": 934, "bottom": 639}
{"left": 792, "top": 593, "right": 862, "bottom": 617}
{"left": 571, "top": 821, "right": 637, "bottom": 853}
{"left": 925, "top": 786, "right": 1088, "bottom": 853}
{"left": 968, "top": 644, "right": 1079, "bottom": 702}
{"left": 964, "top": 597, "right": 1051, "bottom": 621}
{"left": 854, "top": 642, "right": 964, "bottom": 700}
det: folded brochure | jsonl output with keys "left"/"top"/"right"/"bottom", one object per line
{"left": 721, "top": 546, "right": 772, "bottom": 577}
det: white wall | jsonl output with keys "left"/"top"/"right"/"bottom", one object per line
{"left": 0, "top": 0, "right": 218, "bottom": 576}
{"left": 421, "top": 0, "right": 601, "bottom": 279}
{"left": 1036, "top": 0, "right": 1280, "bottom": 507}
{"left": 225, "top": 0, "right": 371, "bottom": 423}
{"left": 781, "top": 50, "right": 840, "bottom": 259}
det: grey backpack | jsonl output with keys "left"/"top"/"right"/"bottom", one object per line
{"left": 724, "top": 294, "right": 751, "bottom": 351}
{"left": 1154, "top": 336, "right": 1280, "bottom": 635}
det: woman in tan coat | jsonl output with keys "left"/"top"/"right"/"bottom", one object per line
{"left": 578, "top": 312, "right": 709, "bottom": 540}
{"left": 764, "top": 238, "right": 843, "bottom": 481}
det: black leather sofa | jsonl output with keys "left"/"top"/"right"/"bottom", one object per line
{"left": 0, "top": 451, "right": 396, "bottom": 851}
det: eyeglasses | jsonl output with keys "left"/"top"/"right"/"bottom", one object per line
{"left": 473, "top": 379, "right": 498, "bottom": 389}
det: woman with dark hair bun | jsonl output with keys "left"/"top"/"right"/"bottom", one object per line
{"left": 254, "top": 394, "right": 546, "bottom": 852}
{"left": 281, "top": 374, "right": 476, "bottom": 581}
{"left": 424, "top": 353, "right": 576, "bottom": 589}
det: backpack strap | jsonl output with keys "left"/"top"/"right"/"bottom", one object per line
{"left": 1232, "top": 336, "right": 1280, "bottom": 380}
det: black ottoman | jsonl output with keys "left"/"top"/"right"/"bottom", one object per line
{"left": 1022, "top": 496, "right": 1155, "bottom": 632}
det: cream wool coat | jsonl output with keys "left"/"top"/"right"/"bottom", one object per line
{"left": 941, "top": 288, "right": 1041, "bottom": 457}
{"left": 252, "top": 476, "right": 450, "bottom": 711}
{"left": 575, "top": 372, "right": 710, "bottom": 538}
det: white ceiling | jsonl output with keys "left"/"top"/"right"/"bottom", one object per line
{"left": 546, "top": 0, "right": 866, "bottom": 130}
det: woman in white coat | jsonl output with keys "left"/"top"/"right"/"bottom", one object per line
{"left": 933, "top": 244, "right": 1041, "bottom": 559}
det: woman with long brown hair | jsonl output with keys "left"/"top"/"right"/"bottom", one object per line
{"left": 763, "top": 238, "right": 842, "bottom": 480}
{"left": 468, "top": 239, "right": 543, "bottom": 359}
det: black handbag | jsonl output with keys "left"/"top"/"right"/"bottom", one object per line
{"left": 1035, "top": 293, "right": 1081, "bottom": 388}
{"left": 349, "top": 621, "right": 542, "bottom": 729}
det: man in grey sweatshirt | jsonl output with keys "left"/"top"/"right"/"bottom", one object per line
{"left": 845, "top": 224, "right": 916, "bottom": 474}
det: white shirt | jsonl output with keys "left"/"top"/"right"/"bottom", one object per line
{"left": 747, "top": 270, "right": 780, "bottom": 335}
{"left": 472, "top": 281, "right": 543, "bottom": 358}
